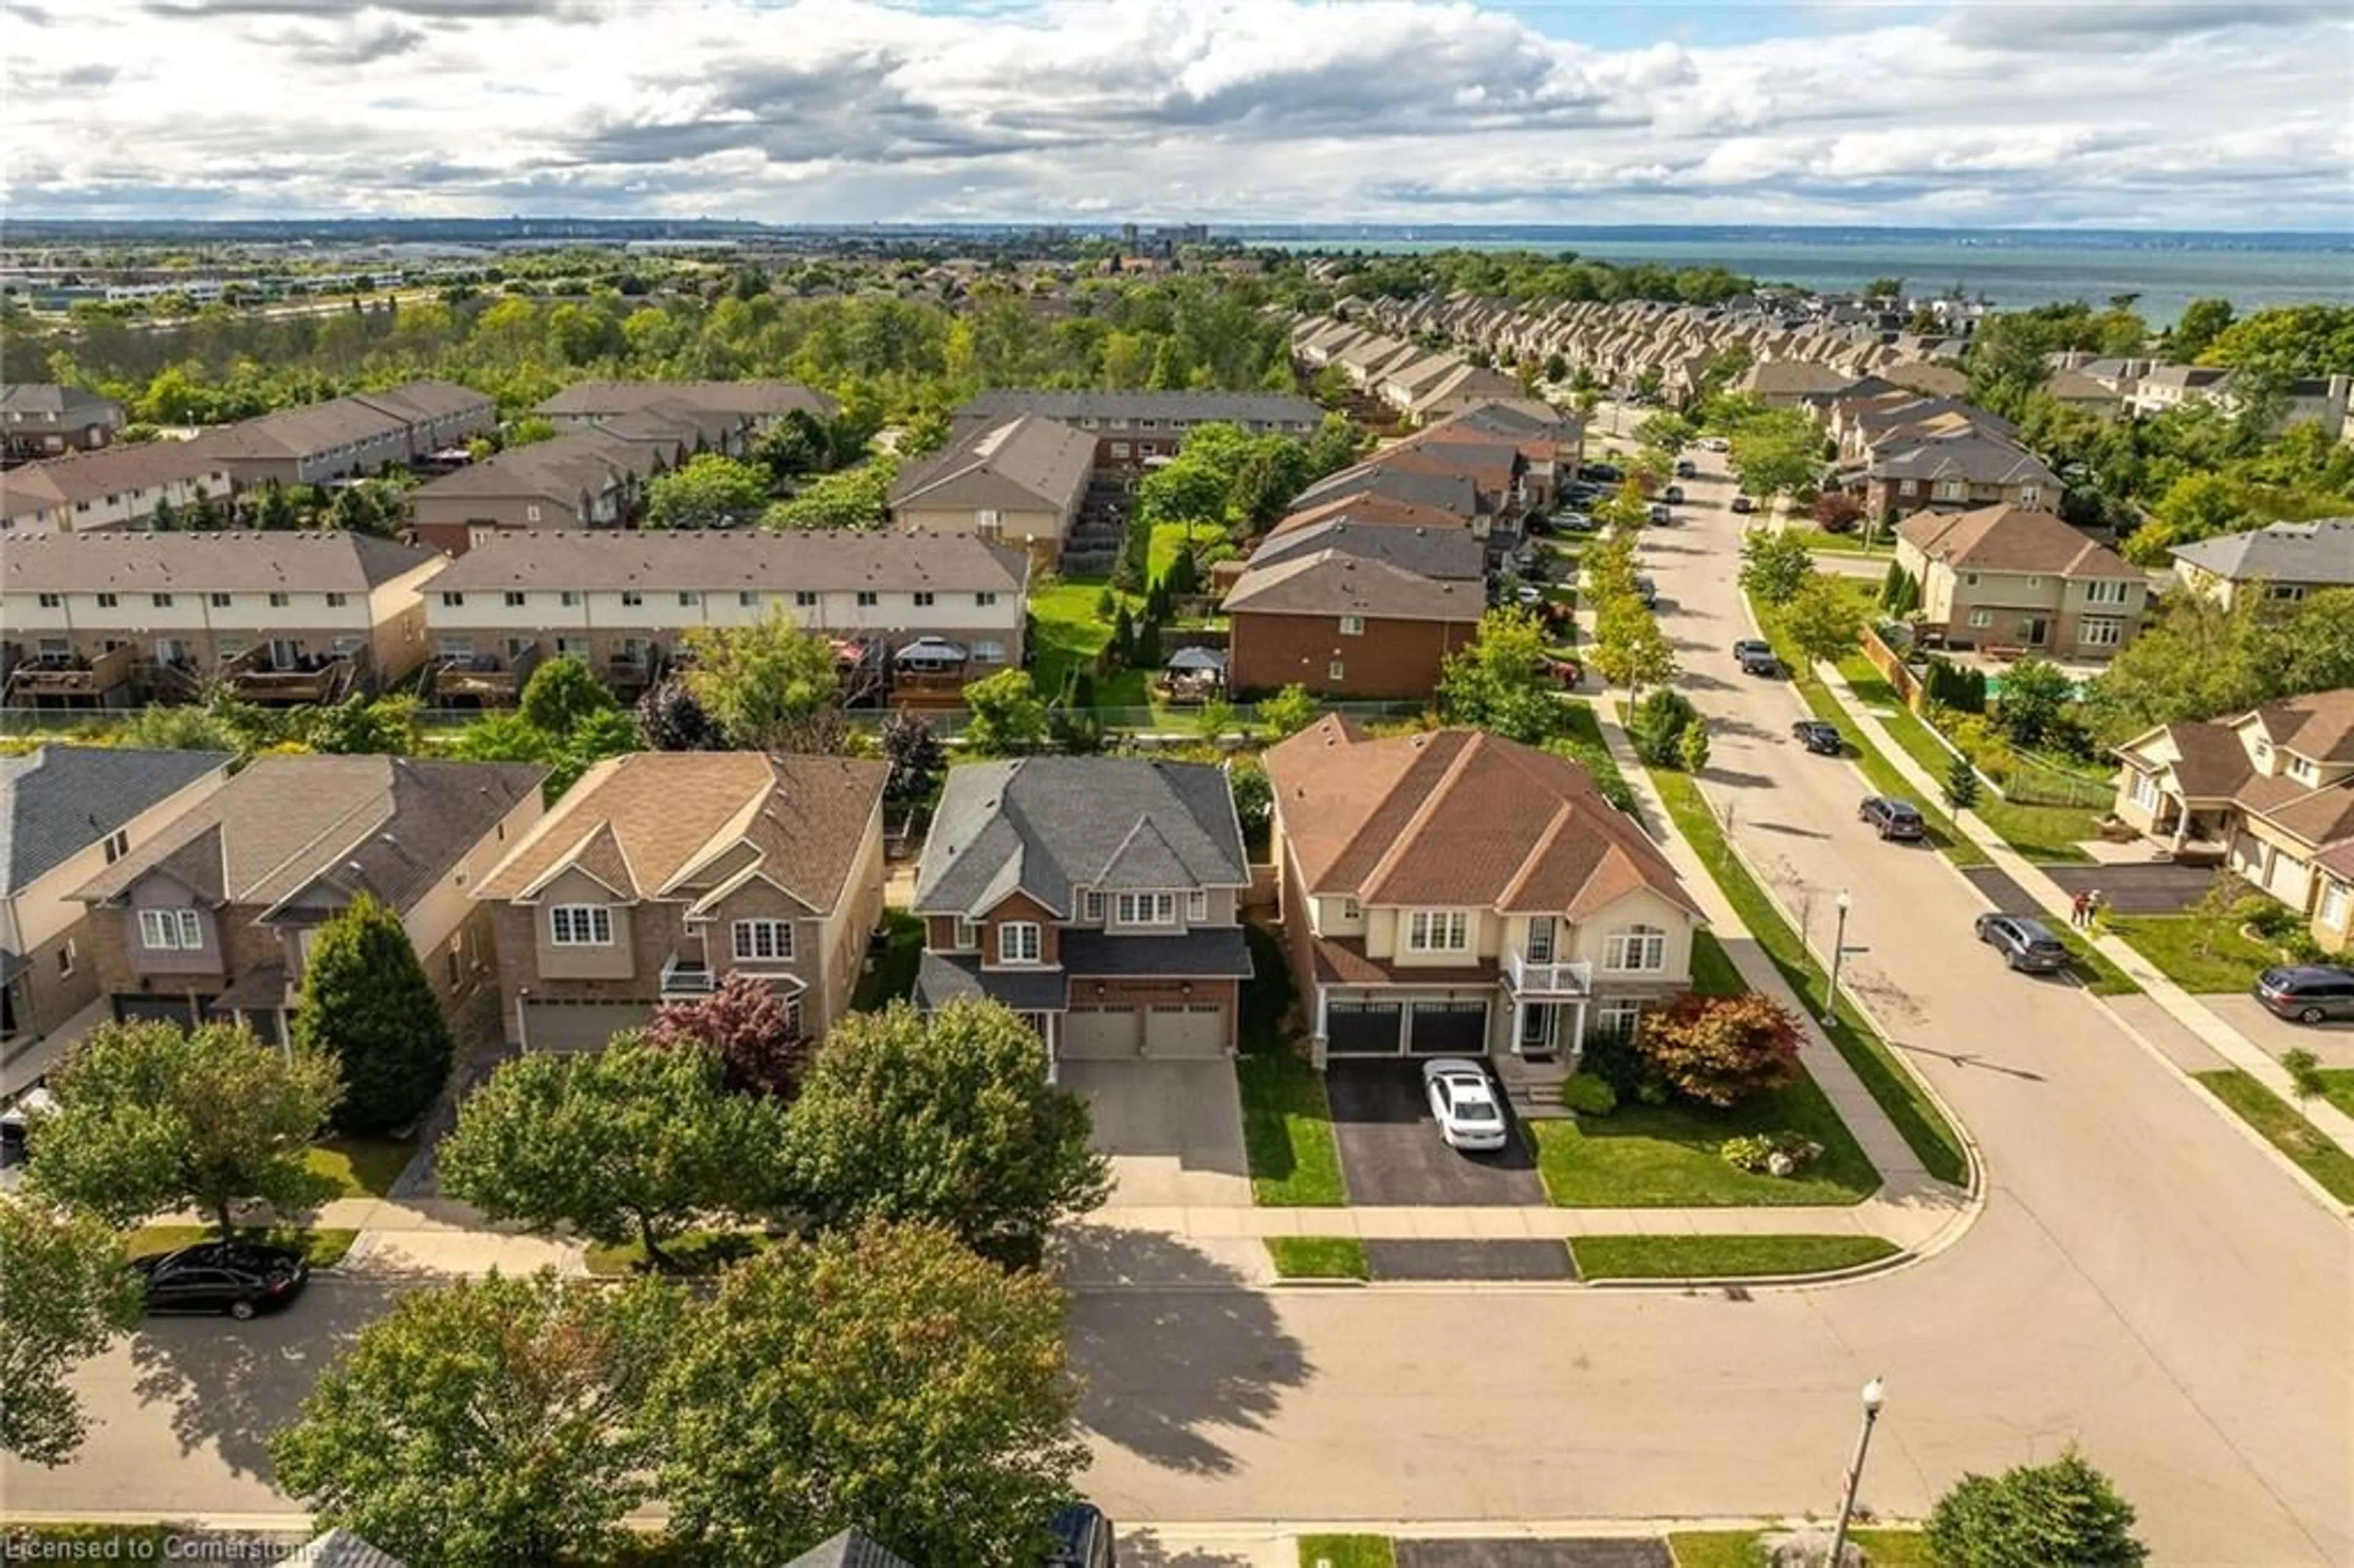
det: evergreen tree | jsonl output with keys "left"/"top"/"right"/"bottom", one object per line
{"left": 1111, "top": 605, "right": 1137, "bottom": 663}
{"left": 1135, "top": 618, "right": 1164, "bottom": 668}
{"left": 293, "top": 892, "right": 456, "bottom": 1134}
{"left": 1945, "top": 753, "right": 1982, "bottom": 814}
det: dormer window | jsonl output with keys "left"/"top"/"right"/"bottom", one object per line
{"left": 1114, "top": 892, "right": 1178, "bottom": 927}
{"left": 2291, "top": 756, "right": 2318, "bottom": 784}
{"left": 997, "top": 921, "right": 1042, "bottom": 964}
{"left": 1081, "top": 891, "right": 1105, "bottom": 923}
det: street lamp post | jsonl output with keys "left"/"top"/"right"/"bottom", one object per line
{"left": 1828, "top": 1377, "right": 1887, "bottom": 1567}
{"left": 1823, "top": 888, "right": 1851, "bottom": 1026}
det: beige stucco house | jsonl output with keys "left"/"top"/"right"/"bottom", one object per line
{"left": 1895, "top": 505, "right": 2147, "bottom": 660}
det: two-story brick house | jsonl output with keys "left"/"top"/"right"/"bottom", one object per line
{"left": 1225, "top": 520, "right": 1486, "bottom": 699}
{"left": 1266, "top": 718, "right": 1703, "bottom": 1090}
{"left": 1894, "top": 504, "right": 2147, "bottom": 661}
{"left": 1, "top": 747, "right": 233, "bottom": 1091}
{"left": 0, "top": 384, "right": 124, "bottom": 463}
{"left": 70, "top": 756, "right": 547, "bottom": 1045}
{"left": 1, "top": 531, "right": 448, "bottom": 708}
{"left": 910, "top": 757, "right": 1254, "bottom": 1071}
{"left": 472, "top": 752, "right": 888, "bottom": 1051}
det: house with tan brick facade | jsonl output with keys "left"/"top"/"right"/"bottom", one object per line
{"left": 1894, "top": 504, "right": 2147, "bottom": 661}
{"left": 472, "top": 752, "right": 888, "bottom": 1052}
{"left": 70, "top": 756, "right": 547, "bottom": 1046}
{"left": 1266, "top": 718, "right": 1702, "bottom": 1095}
{"left": 910, "top": 757, "right": 1254, "bottom": 1073}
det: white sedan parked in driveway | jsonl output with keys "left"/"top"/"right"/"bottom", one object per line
{"left": 1422, "top": 1058, "right": 1509, "bottom": 1152}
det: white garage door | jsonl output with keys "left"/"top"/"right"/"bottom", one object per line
{"left": 1145, "top": 1003, "right": 1229, "bottom": 1057}
{"left": 1061, "top": 1007, "right": 1141, "bottom": 1059}
{"left": 522, "top": 1000, "right": 653, "bottom": 1052}
{"left": 2266, "top": 851, "right": 2313, "bottom": 910}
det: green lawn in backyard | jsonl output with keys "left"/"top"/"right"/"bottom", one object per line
{"left": 1749, "top": 590, "right": 1987, "bottom": 867}
{"left": 2320, "top": 1069, "right": 2354, "bottom": 1122}
{"left": 305, "top": 1135, "right": 414, "bottom": 1198}
{"left": 1555, "top": 699, "right": 1632, "bottom": 802}
{"left": 582, "top": 1230, "right": 769, "bottom": 1276}
{"left": 1236, "top": 924, "right": 1347, "bottom": 1206}
{"left": 2106, "top": 913, "right": 2284, "bottom": 995}
{"left": 850, "top": 908, "right": 925, "bottom": 1011}
{"left": 1298, "top": 1537, "right": 1397, "bottom": 1568}
{"left": 1572, "top": 1233, "right": 1899, "bottom": 1280}
{"left": 124, "top": 1225, "right": 359, "bottom": 1269}
{"left": 1530, "top": 1067, "right": 1877, "bottom": 1207}
{"left": 1669, "top": 1531, "right": 1929, "bottom": 1568}
{"left": 1691, "top": 929, "right": 1747, "bottom": 997}
{"left": 1651, "top": 766, "right": 1971, "bottom": 1186}
{"left": 1028, "top": 577, "right": 1143, "bottom": 703}
{"left": 2192, "top": 1070, "right": 2354, "bottom": 1204}
{"left": 1265, "top": 1235, "right": 1371, "bottom": 1279}
{"left": 1149, "top": 520, "right": 1220, "bottom": 583}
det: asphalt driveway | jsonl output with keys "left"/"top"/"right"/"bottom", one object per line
{"left": 2044, "top": 862, "right": 2228, "bottom": 915}
{"left": 1324, "top": 1061, "right": 1545, "bottom": 1206}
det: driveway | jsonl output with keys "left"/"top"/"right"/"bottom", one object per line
{"left": 2202, "top": 992, "right": 2354, "bottom": 1067}
{"left": 2044, "top": 862, "right": 2226, "bottom": 915}
{"left": 1325, "top": 1062, "right": 1545, "bottom": 1206}
{"left": 1061, "top": 1060, "right": 1251, "bottom": 1207}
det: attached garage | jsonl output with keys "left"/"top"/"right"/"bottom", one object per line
{"left": 1145, "top": 1002, "right": 1230, "bottom": 1057}
{"left": 1325, "top": 998, "right": 1404, "bottom": 1056}
{"left": 1061, "top": 1006, "right": 1142, "bottom": 1060}
{"left": 521, "top": 999, "right": 653, "bottom": 1053}
{"left": 1409, "top": 999, "right": 1490, "bottom": 1056}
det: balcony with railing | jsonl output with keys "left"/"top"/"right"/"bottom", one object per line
{"left": 430, "top": 641, "right": 545, "bottom": 706}
{"left": 1503, "top": 950, "right": 1592, "bottom": 999}
{"left": 604, "top": 644, "right": 666, "bottom": 695}
{"left": 4, "top": 644, "right": 139, "bottom": 704}
{"left": 227, "top": 644, "right": 368, "bottom": 705}
{"left": 659, "top": 951, "right": 715, "bottom": 999}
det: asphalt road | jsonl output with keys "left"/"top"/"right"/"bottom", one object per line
{"left": 7, "top": 437, "right": 2349, "bottom": 1562}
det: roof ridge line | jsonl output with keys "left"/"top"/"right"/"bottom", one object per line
{"left": 1360, "top": 733, "right": 1479, "bottom": 898}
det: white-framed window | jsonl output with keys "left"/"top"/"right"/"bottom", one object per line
{"left": 2132, "top": 770, "right": 2160, "bottom": 812}
{"left": 557, "top": 590, "right": 582, "bottom": 607}
{"left": 2290, "top": 756, "right": 2317, "bottom": 783}
{"left": 1933, "top": 479, "right": 1966, "bottom": 501}
{"left": 58, "top": 938, "right": 76, "bottom": 977}
{"left": 2269, "top": 583, "right": 2309, "bottom": 602}
{"left": 913, "top": 592, "right": 935, "bottom": 607}
{"left": 1187, "top": 888, "right": 1208, "bottom": 921}
{"left": 96, "top": 593, "right": 118, "bottom": 608}
{"left": 267, "top": 591, "right": 291, "bottom": 607}
{"left": 1604, "top": 924, "right": 1667, "bottom": 973}
{"left": 997, "top": 921, "right": 1042, "bottom": 964}
{"left": 1406, "top": 909, "right": 1470, "bottom": 953}
{"left": 2024, "top": 576, "right": 2041, "bottom": 590}
{"left": 440, "top": 591, "right": 465, "bottom": 607}
{"left": 103, "top": 828, "right": 131, "bottom": 862}
{"left": 856, "top": 591, "right": 878, "bottom": 607}
{"left": 976, "top": 509, "right": 1001, "bottom": 531}
{"left": 325, "top": 592, "right": 348, "bottom": 608}
{"left": 2080, "top": 618, "right": 2124, "bottom": 649}
{"left": 139, "top": 908, "right": 204, "bottom": 951}
{"left": 555, "top": 637, "right": 589, "bottom": 659}
{"left": 679, "top": 592, "right": 699, "bottom": 606}
{"left": 976, "top": 592, "right": 999, "bottom": 607}
{"left": 794, "top": 590, "right": 820, "bottom": 609}
{"left": 739, "top": 591, "right": 759, "bottom": 607}
{"left": 620, "top": 590, "right": 644, "bottom": 607}
{"left": 1968, "top": 609, "right": 1994, "bottom": 629}
{"left": 1116, "top": 891, "right": 1178, "bottom": 927}
{"left": 2084, "top": 579, "right": 2128, "bottom": 605}
{"left": 503, "top": 590, "right": 527, "bottom": 607}
{"left": 1339, "top": 614, "right": 1365, "bottom": 636}
{"left": 152, "top": 592, "right": 173, "bottom": 607}
{"left": 2325, "top": 881, "right": 2352, "bottom": 931}
{"left": 1081, "top": 891, "right": 1105, "bottom": 923}
{"left": 1594, "top": 999, "right": 1643, "bottom": 1038}
{"left": 732, "top": 919, "right": 794, "bottom": 962}
{"left": 1110, "top": 442, "right": 1132, "bottom": 459}
{"left": 2017, "top": 485, "right": 2042, "bottom": 507}
{"left": 1341, "top": 896, "right": 1362, "bottom": 921}
{"left": 208, "top": 592, "right": 232, "bottom": 607}
{"left": 1328, "top": 659, "right": 1346, "bottom": 681}
{"left": 954, "top": 916, "right": 981, "bottom": 950}
{"left": 549, "top": 904, "right": 613, "bottom": 946}
{"left": 525, "top": 504, "right": 543, "bottom": 523}
{"left": 973, "top": 639, "right": 1006, "bottom": 664}
{"left": 436, "top": 636, "right": 473, "bottom": 659}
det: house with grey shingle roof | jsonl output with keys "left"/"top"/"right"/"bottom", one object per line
{"left": 1, "top": 746, "right": 232, "bottom": 1089}
{"left": 783, "top": 1529, "right": 915, "bottom": 1568}
{"left": 888, "top": 415, "right": 1095, "bottom": 562}
{"left": 2171, "top": 518, "right": 2354, "bottom": 612}
{"left": 72, "top": 755, "right": 546, "bottom": 1048}
{"left": 0, "top": 382, "right": 124, "bottom": 462}
{"left": 911, "top": 758, "right": 1252, "bottom": 1069}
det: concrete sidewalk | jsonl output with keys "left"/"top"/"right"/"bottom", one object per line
{"left": 1817, "top": 661, "right": 2354, "bottom": 1159}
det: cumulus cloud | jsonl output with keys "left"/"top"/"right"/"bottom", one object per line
{"left": 1, "top": 0, "right": 2347, "bottom": 226}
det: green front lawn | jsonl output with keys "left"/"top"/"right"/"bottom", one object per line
{"left": 305, "top": 1135, "right": 415, "bottom": 1198}
{"left": 2319, "top": 1069, "right": 2354, "bottom": 1122}
{"left": 124, "top": 1225, "right": 359, "bottom": 1269}
{"left": 1266, "top": 1236, "right": 1371, "bottom": 1279}
{"left": 1799, "top": 528, "right": 1896, "bottom": 556}
{"left": 1236, "top": 1049, "right": 1347, "bottom": 1207}
{"left": 1573, "top": 1233, "right": 1899, "bottom": 1280}
{"left": 1298, "top": 1537, "right": 1396, "bottom": 1568}
{"left": 1653, "top": 767, "right": 1971, "bottom": 1187}
{"left": 1530, "top": 1068, "right": 1877, "bottom": 1208}
{"left": 2107, "top": 913, "right": 2284, "bottom": 995}
{"left": 1691, "top": 929, "right": 1748, "bottom": 997}
{"left": 851, "top": 909, "right": 925, "bottom": 1011}
{"left": 1670, "top": 1531, "right": 1929, "bottom": 1568}
{"left": 2193, "top": 1070, "right": 2354, "bottom": 1203}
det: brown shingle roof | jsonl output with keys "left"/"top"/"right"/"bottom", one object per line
{"left": 1897, "top": 505, "right": 2134, "bottom": 578}
{"left": 2250, "top": 690, "right": 2354, "bottom": 765}
{"left": 2151, "top": 722, "right": 2253, "bottom": 798}
{"left": 2, "top": 529, "right": 439, "bottom": 595}
{"left": 430, "top": 528, "right": 1028, "bottom": 596}
{"left": 1265, "top": 718, "right": 1700, "bottom": 918}
{"left": 888, "top": 415, "right": 1094, "bottom": 512}
{"left": 473, "top": 752, "right": 885, "bottom": 915}
{"left": 535, "top": 381, "right": 837, "bottom": 421}
{"left": 1222, "top": 551, "right": 1483, "bottom": 622}
{"left": 0, "top": 440, "right": 229, "bottom": 509}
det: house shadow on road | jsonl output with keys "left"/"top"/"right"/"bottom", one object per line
{"left": 1061, "top": 1226, "right": 1309, "bottom": 1479}
{"left": 129, "top": 1279, "right": 395, "bottom": 1482}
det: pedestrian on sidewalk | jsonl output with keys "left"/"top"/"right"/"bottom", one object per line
{"left": 2070, "top": 889, "right": 2090, "bottom": 929}
{"left": 2087, "top": 889, "right": 2106, "bottom": 929}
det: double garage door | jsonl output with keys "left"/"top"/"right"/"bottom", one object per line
{"left": 520, "top": 999, "right": 653, "bottom": 1053}
{"left": 1326, "top": 997, "right": 1490, "bottom": 1056}
{"left": 1061, "top": 1003, "right": 1230, "bottom": 1060}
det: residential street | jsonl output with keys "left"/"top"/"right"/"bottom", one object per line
{"left": 4, "top": 446, "right": 2348, "bottom": 1564}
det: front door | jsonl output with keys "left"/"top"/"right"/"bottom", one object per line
{"left": 1518, "top": 1002, "right": 1552, "bottom": 1051}
{"left": 269, "top": 638, "right": 300, "bottom": 669}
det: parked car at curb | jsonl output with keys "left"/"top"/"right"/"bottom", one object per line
{"left": 1045, "top": 1503, "right": 1117, "bottom": 1567}
{"left": 1647, "top": 503, "right": 1673, "bottom": 525}
{"left": 1792, "top": 720, "right": 1843, "bottom": 755}
{"left": 1738, "top": 645, "right": 1786, "bottom": 677}
{"left": 1675, "top": 458, "right": 1698, "bottom": 478}
{"left": 1663, "top": 484, "right": 1686, "bottom": 504}
{"left": 1732, "top": 639, "right": 1773, "bottom": 661}
{"left": 1700, "top": 436, "right": 1730, "bottom": 452}
{"left": 1974, "top": 913, "right": 2071, "bottom": 973}
{"left": 1423, "top": 1058, "right": 1510, "bottom": 1152}
{"left": 1635, "top": 575, "right": 1658, "bottom": 607}
{"left": 1730, "top": 495, "right": 1754, "bottom": 514}
{"left": 132, "top": 1241, "right": 309, "bottom": 1320}
{"left": 1858, "top": 796, "right": 1926, "bottom": 840}
{"left": 2253, "top": 965, "right": 2354, "bottom": 1024}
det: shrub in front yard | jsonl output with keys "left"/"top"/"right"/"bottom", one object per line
{"left": 1925, "top": 1448, "right": 2146, "bottom": 1568}
{"left": 1720, "top": 1131, "right": 1825, "bottom": 1178}
{"left": 1579, "top": 1022, "right": 1664, "bottom": 1104}
{"left": 1638, "top": 992, "right": 1804, "bottom": 1109}
{"left": 1562, "top": 1075, "right": 1618, "bottom": 1117}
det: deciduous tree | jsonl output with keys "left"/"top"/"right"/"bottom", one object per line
{"left": 292, "top": 892, "right": 455, "bottom": 1134}
{"left": 645, "top": 453, "right": 771, "bottom": 530}
{"left": 518, "top": 654, "right": 617, "bottom": 739}
{"left": 682, "top": 609, "right": 845, "bottom": 752}
{"left": 636, "top": 677, "right": 723, "bottom": 751}
{"left": 879, "top": 710, "right": 947, "bottom": 799}
{"left": 0, "top": 1203, "right": 144, "bottom": 1465}
{"left": 785, "top": 1001, "right": 1110, "bottom": 1265}
{"left": 1777, "top": 573, "right": 1867, "bottom": 667}
{"left": 650, "top": 1219, "right": 1087, "bottom": 1567}
{"left": 1438, "top": 607, "right": 1562, "bottom": 744}
{"left": 645, "top": 973, "right": 808, "bottom": 1100}
{"left": 24, "top": 1020, "right": 340, "bottom": 1235}
{"left": 1637, "top": 992, "right": 1804, "bottom": 1109}
{"left": 1925, "top": 1448, "right": 2147, "bottom": 1568}
{"left": 1993, "top": 657, "right": 2074, "bottom": 750}
{"left": 959, "top": 669, "right": 1051, "bottom": 757}
{"left": 271, "top": 1269, "right": 677, "bottom": 1568}
{"left": 1258, "top": 682, "right": 1319, "bottom": 737}
{"left": 1739, "top": 528, "right": 1814, "bottom": 606}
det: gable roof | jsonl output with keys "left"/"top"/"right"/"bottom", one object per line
{"left": 473, "top": 752, "right": 885, "bottom": 914}
{"left": 2248, "top": 690, "right": 2354, "bottom": 766}
{"left": 1265, "top": 717, "right": 1701, "bottom": 919}
{"left": 1897, "top": 505, "right": 2134, "bottom": 579}
{"left": 0, "top": 383, "right": 122, "bottom": 422}
{"left": 783, "top": 1529, "right": 916, "bottom": 1568}
{"left": 74, "top": 756, "right": 545, "bottom": 915}
{"left": 429, "top": 528, "right": 1029, "bottom": 596}
{"left": 2171, "top": 518, "right": 2354, "bottom": 587}
{"left": 349, "top": 379, "right": 493, "bottom": 425}
{"left": 2, "top": 529, "right": 440, "bottom": 595}
{"left": 953, "top": 389, "right": 1320, "bottom": 427}
{"left": 914, "top": 758, "right": 1248, "bottom": 917}
{"left": 1870, "top": 432, "right": 2057, "bottom": 487}
{"left": 410, "top": 431, "right": 638, "bottom": 506}
{"left": 536, "top": 380, "right": 837, "bottom": 421}
{"left": 0, "top": 746, "right": 231, "bottom": 895}
{"left": 1246, "top": 517, "right": 1485, "bottom": 582}
{"left": 888, "top": 414, "right": 1095, "bottom": 513}
{"left": 1291, "top": 463, "right": 1479, "bottom": 520}
{"left": 1222, "top": 550, "right": 1485, "bottom": 622}
{"left": 0, "top": 439, "right": 230, "bottom": 514}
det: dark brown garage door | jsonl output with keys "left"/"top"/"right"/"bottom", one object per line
{"left": 1326, "top": 999, "right": 1403, "bottom": 1055}
{"left": 1409, "top": 999, "right": 1489, "bottom": 1056}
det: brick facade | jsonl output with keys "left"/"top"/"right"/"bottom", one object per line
{"left": 1230, "top": 610, "right": 1479, "bottom": 700}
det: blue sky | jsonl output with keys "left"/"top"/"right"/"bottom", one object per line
{"left": 4, "top": 0, "right": 2350, "bottom": 227}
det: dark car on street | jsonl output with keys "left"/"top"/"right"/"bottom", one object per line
{"left": 1647, "top": 502, "right": 1674, "bottom": 526}
{"left": 1730, "top": 495, "right": 1755, "bottom": 514}
{"left": 1675, "top": 458, "right": 1697, "bottom": 478}
{"left": 1663, "top": 484, "right": 1686, "bottom": 504}
{"left": 1635, "top": 575, "right": 1659, "bottom": 608}
{"left": 2253, "top": 965, "right": 2354, "bottom": 1024}
{"left": 1792, "top": 720, "right": 1843, "bottom": 755}
{"left": 1581, "top": 462, "right": 1623, "bottom": 483}
{"left": 132, "top": 1241, "right": 309, "bottom": 1320}
{"left": 1738, "top": 645, "right": 1786, "bottom": 677}
{"left": 1045, "top": 1504, "right": 1116, "bottom": 1567}
{"left": 1975, "top": 913, "right": 2071, "bottom": 973}
{"left": 1858, "top": 796, "right": 1926, "bottom": 840}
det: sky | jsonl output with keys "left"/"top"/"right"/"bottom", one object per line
{"left": 4, "top": 0, "right": 2352, "bottom": 229}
